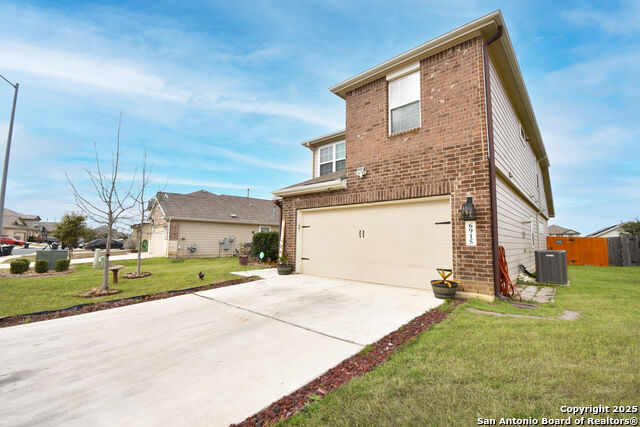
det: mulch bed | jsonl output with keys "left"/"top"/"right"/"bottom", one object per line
{"left": 0, "top": 276, "right": 259, "bottom": 328}
{"left": 123, "top": 271, "right": 152, "bottom": 279}
{"left": 0, "top": 267, "right": 77, "bottom": 278}
{"left": 233, "top": 298, "right": 466, "bottom": 427}
{"left": 75, "top": 287, "right": 122, "bottom": 298}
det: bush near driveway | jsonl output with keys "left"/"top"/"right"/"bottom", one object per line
{"left": 0, "top": 257, "right": 262, "bottom": 317}
{"left": 251, "top": 231, "right": 279, "bottom": 261}
{"left": 285, "top": 266, "right": 640, "bottom": 426}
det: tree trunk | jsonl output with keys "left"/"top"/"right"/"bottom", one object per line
{"left": 102, "top": 221, "right": 113, "bottom": 291}
{"left": 136, "top": 225, "right": 142, "bottom": 276}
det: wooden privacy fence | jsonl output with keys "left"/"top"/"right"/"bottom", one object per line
{"left": 607, "top": 236, "right": 640, "bottom": 266}
{"left": 547, "top": 236, "right": 640, "bottom": 266}
{"left": 547, "top": 237, "right": 609, "bottom": 266}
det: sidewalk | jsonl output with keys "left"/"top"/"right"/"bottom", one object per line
{"left": 0, "top": 252, "right": 152, "bottom": 269}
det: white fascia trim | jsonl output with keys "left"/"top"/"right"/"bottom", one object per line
{"left": 300, "top": 129, "right": 346, "bottom": 148}
{"left": 386, "top": 61, "right": 420, "bottom": 81}
{"left": 272, "top": 179, "right": 347, "bottom": 197}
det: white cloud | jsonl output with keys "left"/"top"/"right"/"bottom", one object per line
{"left": 211, "top": 146, "right": 308, "bottom": 174}
{"left": 162, "top": 176, "right": 262, "bottom": 190}
{"left": 562, "top": 1, "right": 640, "bottom": 35}
{"left": 0, "top": 42, "right": 189, "bottom": 102}
{"left": 215, "top": 98, "right": 342, "bottom": 129}
{"left": 544, "top": 52, "right": 640, "bottom": 98}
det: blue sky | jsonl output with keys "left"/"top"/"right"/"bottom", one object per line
{"left": 0, "top": 0, "right": 638, "bottom": 234}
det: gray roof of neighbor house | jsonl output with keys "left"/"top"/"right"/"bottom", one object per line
{"left": 153, "top": 190, "right": 280, "bottom": 225}
{"left": 91, "top": 225, "right": 130, "bottom": 239}
{"left": 548, "top": 225, "right": 580, "bottom": 236}
{"left": 38, "top": 222, "right": 59, "bottom": 233}
{"left": 2, "top": 209, "right": 39, "bottom": 229}
{"left": 587, "top": 224, "right": 621, "bottom": 237}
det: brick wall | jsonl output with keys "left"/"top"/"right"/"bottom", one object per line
{"left": 151, "top": 205, "right": 166, "bottom": 226}
{"left": 282, "top": 36, "right": 494, "bottom": 296}
{"left": 169, "top": 221, "right": 179, "bottom": 240}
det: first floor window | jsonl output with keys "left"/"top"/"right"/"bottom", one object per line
{"left": 259, "top": 226, "right": 270, "bottom": 233}
{"left": 318, "top": 141, "right": 346, "bottom": 176}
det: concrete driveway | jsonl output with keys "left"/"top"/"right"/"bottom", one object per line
{"left": 0, "top": 269, "right": 442, "bottom": 426}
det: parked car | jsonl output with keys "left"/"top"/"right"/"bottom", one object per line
{"left": 1, "top": 236, "right": 28, "bottom": 246}
{"left": 84, "top": 239, "right": 125, "bottom": 251}
{"left": 61, "top": 241, "right": 82, "bottom": 249}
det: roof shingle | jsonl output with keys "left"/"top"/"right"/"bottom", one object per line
{"left": 154, "top": 191, "right": 279, "bottom": 225}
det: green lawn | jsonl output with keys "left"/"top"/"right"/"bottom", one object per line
{"left": 286, "top": 266, "right": 640, "bottom": 426}
{"left": 0, "top": 257, "right": 261, "bottom": 317}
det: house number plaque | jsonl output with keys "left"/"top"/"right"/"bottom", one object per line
{"left": 465, "top": 221, "right": 476, "bottom": 246}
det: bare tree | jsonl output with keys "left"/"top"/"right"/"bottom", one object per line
{"left": 133, "top": 149, "right": 152, "bottom": 276}
{"left": 67, "top": 114, "right": 137, "bottom": 292}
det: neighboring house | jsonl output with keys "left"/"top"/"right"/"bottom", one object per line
{"left": 91, "top": 225, "right": 130, "bottom": 240}
{"left": 548, "top": 225, "right": 580, "bottom": 237}
{"left": 273, "top": 11, "right": 554, "bottom": 299}
{"left": 2, "top": 209, "right": 42, "bottom": 240}
{"left": 148, "top": 190, "right": 280, "bottom": 258}
{"left": 130, "top": 222, "right": 152, "bottom": 247}
{"left": 37, "top": 221, "right": 59, "bottom": 235}
{"left": 587, "top": 224, "right": 623, "bottom": 238}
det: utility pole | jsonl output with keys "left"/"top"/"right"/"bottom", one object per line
{"left": 0, "top": 73, "right": 19, "bottom": 236}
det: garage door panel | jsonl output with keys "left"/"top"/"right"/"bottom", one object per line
{"left": 299, "top": 197, "right": 453, "bottom": 289}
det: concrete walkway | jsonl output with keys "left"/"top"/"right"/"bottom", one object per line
{"left": 516, "top": 284, "right": 557, "bottom": 303}
{"left": 0, "top": 252, "right": 152, "bottom": 269}
{"left": 0, "top": 269, "right": 441, "bottom": 426}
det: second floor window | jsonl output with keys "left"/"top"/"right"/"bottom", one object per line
{"left": 389, "top": 71, "right": 420, "bottom": 134}
{"left": 319, "top": 141, "right": 346, "bottom": 176}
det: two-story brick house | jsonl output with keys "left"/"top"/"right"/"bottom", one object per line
{"left": 273, "top": 11, "right": 554, "bottom": 299}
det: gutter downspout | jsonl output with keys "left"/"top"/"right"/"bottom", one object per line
{"left": 274, "top": 199, "right": 283, "bottom": 250}
{"left": 166, "top": 218, "right": 171, "bottom": 258}
{"left": 483, "top": 25, "right": 504, "bottom": 299}
{"left": 273, "top": 200, "right": 283, "bottom": 233}
{"left": 536, "top": 159, "right": 544, "bottom": 250}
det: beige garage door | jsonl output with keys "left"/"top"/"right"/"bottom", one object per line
{"left": 148, "top": 225, "right": 167, "bottom": 257}
{"left": 298, "top": 196, "right": 453, "bottom": 289}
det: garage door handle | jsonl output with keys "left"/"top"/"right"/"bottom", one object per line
{"left": 435, "top": 221, "right": 451, "bottom": 225}
{"left": 301, "top": 257, "right": 309, "bottom": 260}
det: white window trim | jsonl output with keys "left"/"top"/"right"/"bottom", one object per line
{"left": 259, "top": 226, "right": 271, "bottom": 233}
{"left": 388, "top": 70, "right": 421, "bottom": 135}
{"left": 316, "top": 141, "right": 346, "bottom": 177}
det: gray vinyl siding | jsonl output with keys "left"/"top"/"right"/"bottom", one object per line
{"left": 176, "top": 220, "right": 267, "bottom": 258}
{"left": 490, "top": 55, "right": 549, "bottom": 279}
{"left": 489, "top": 57, "right": 549, "bottom": 218}
{"left": 496, "top": 177, "right": 548, "bottom": 280}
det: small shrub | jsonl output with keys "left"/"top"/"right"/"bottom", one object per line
{"left": 360, "top": 344, "right": 373, "bottom": 355}
{"left": 55, "top": 258, "right": 71, "bottom": 272}
{"left": 251, "top": 231, "right": 279, "bottom": 261}
{"left": 9, "top": 258, "right": 30, "bottom": 274}
{"left": 35, "top": 260, "right": 49, "bottom": 273}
